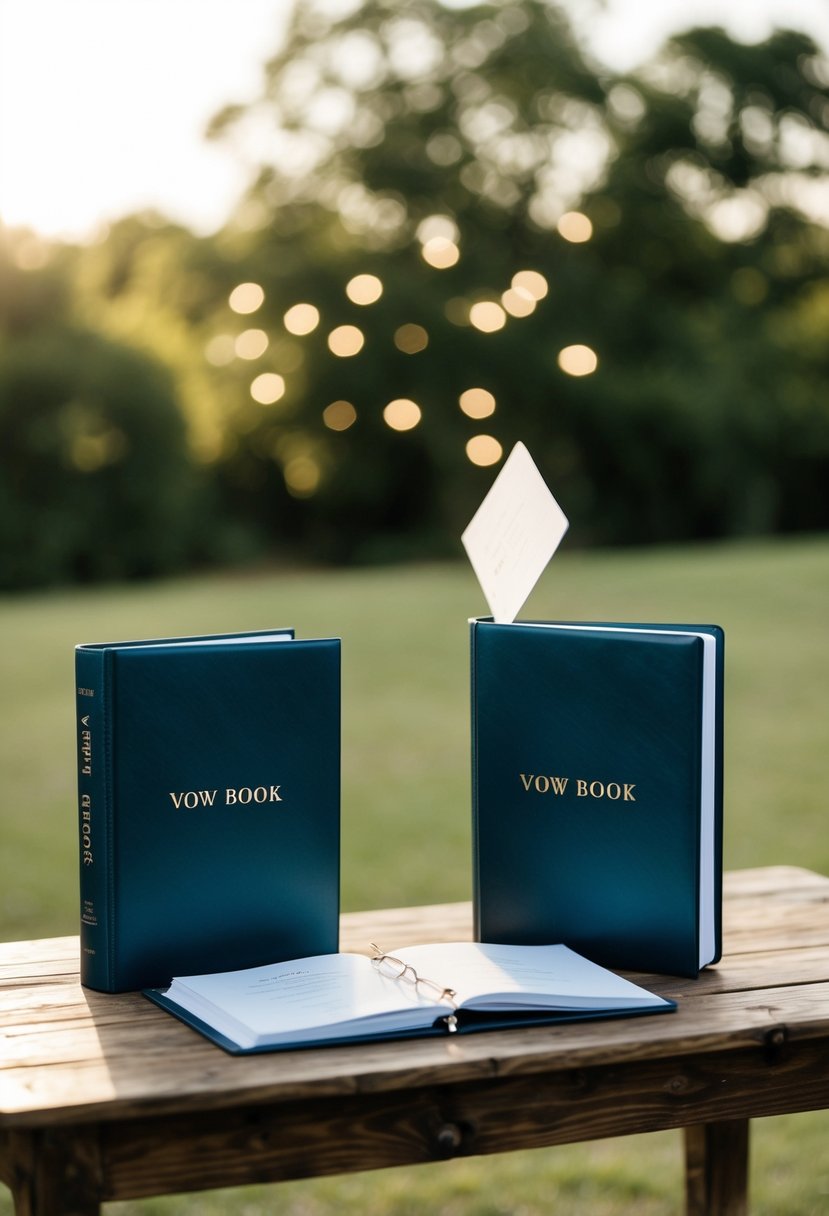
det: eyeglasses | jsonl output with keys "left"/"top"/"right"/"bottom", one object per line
{"left": 369, "top": 943, "right": 458, "bottom": 1030}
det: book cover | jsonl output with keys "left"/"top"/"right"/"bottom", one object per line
{"left": 471, "top": 619, "right": 724, "bottom": 978}
{"left": 145, "top": 940, "right": 675, "bottom": 1054}
{"left": 75, "top": 629, "right": 340, "bottom": 992}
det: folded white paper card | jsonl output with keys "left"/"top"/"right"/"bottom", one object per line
{"left": 462, "top": 442, "right": 569, "bottom": 622}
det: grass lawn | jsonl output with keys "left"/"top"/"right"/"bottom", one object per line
{"left": 1, "top": 536, "right": 827, "bottom": 1214}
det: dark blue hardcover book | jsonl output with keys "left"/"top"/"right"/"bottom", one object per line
{"left": 75, "top": 629, "right": 340, "bottom": 992}
{"left": 471, "top": 619, "right": 724, "bottom": 978}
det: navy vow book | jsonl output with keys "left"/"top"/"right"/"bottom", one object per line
{"left": 75, "top": 629, "right": 340, "bottom": 992}
{"left": 471, "top": 619, "right": 724, "bottom": 978}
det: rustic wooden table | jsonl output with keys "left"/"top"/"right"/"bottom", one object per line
{"left": 1, "top": 865, "right": 828, "bottom": 1216}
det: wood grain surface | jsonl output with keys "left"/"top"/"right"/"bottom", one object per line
{"left": 0, "top": 866, "right": 827, "bottom": 1214}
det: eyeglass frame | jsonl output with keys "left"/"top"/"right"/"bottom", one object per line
{"left": 369, "top": 943, "right": 459, "bottom": 1017}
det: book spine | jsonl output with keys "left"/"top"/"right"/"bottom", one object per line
{"left": 75, "top": 647, "right": 114, "bottom": 991}
{"left": 469, "top": 622, "right": 482, "bottom": 941}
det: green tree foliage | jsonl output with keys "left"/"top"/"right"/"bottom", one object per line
{"left": 199, "top": 0, "right": 829, "bottom": 557}
{"left": 0, "top": 239, "right": 204, "bottom": 588}
{"left": 3, "top": 3, "right": 828, "bottom": 585}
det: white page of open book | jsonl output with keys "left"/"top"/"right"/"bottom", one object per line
{"left": 392, "top": 942, "right": 671, "bottom": 1010}
{"left": 165, "top": 952, "right": 441, "bottom": 1041}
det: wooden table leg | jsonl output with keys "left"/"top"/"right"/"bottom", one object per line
{"left": 1, "top": 1129, "right": 102, "bottom": 1216}
{"left": 685, "top": 1119, "right": 750, "bottom": 1216}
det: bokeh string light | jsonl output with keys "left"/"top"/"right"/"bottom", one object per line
{"left": 235, "top": 329, "right": 268, "bottom": 360}
{"left": 466, "top": 435, "right": 503, "bottom": 466}
{"left": 250, "top": 373, "right": 285, "bottom": 405}
{"left": 346, "top": 274, "right": 383, "bottom": 305}
{"left": 459, "top": 388, "right": 496, "bottom": 419}
{"left": 418, "top": 215, "right": 461, "bottom": 269}
{"left": 383, "top": 398, "right": 422, "bottom": 431}
{"left": 558, "top": 344, "right": 598, "bottom": 376}
{"left": 501, "top": 286, "right": 536, "bottom": 318}
{"left": 469, "top": 301, "right": 506, "bottom": 333}
{"left": 511, "top": 270, "right": 549, "bottom": 300}
{"left": 557, "top": 212, "right": 593, "bottom": 243}
{"left": 228, "top": 282, "right": 265, "bottom": 314}
{"left": 421, "top": 237, "right": 460, "bottom": 269}
{"left": 328, "top": 325, "right": 365, "bottom": 357}
{"left": 284, "top": 303, "right": 320, "bottom": 336}
{"left": 209, "top": 224, "right": 581, "bottom": 485}
{"left": 394, "top": 323, "right": 429, "bottom": 353}
{"left": 323, "top": 400, "right": 358, "bottom": 431}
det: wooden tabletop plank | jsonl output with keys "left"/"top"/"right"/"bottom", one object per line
{"left": 720, "top": 865, "right": 829, "bottom": 897}
{"left": 2, "top": 867, "right": 828, "bottom": 1129}
{"left": 2, "top": 976, "right": 829, "bottom": 1127}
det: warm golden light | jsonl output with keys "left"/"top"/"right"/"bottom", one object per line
{"left": 323, "top": 400, "right": 357, "bottom": 431}
{"left": 383, "top": 398, "right": 422, "bottom": 431}
{"left": 558, "top": 344, "right": 598, "bottom": 376}
{"left": 557, "top": 211, "right": 593, "bottom": 243}
{"left": 284, "top": 456, "right": 320, "bottom": 497}
{"left": 229, "top": 282, "right": 265, "bottom": 314}
{"left": 469, "top": 301, "right": 506, "bottom": 333}
{"left": 466, "top": 435, "right": 503, "bottom": 467}
{"left": 421, "top": 237, "right": 460, "bottom": 269}
{"left": 512, "top": 269, "right": 549, "bottom": 300}
{"left": 345, "top": 273, "right": 383, "bottom": 305}
{"left": 284, "top": 303, "right": 320, "bottom": 335}
{"left": 417, "top": 215, "right": 459, "bottom": 244}
{"left": 204, "top": 334, "right": 236, "bottom": 366}
{"left": 235, "top": 329, "right": 269, "bottom": 360}
{"left": 501, "top": 287, "right": 536, "bottom": 318}
{"left": 327, "top": 325, "right": 365, "bottom": 357}
{"left": 394, "top": 323, "right": 429, "bottom": 354}
{"left": 250, "top": 373, "right": 285, "bottom": 405}
{"left": 459, "top": 388, "right": 496, "bottom": 419}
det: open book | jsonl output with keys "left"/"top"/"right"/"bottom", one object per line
{"left": 145, "top": 941, "right": 675, "bottom": 1054}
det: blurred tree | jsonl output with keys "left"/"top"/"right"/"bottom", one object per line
{"left": 0, "top": 236, "right": 205, "bottom": 587}
{"left": 4, "top": 2, "right": 828, "bottom": 586}
{"left": 197, "top": 0, "right": 829, "bottom": 557}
